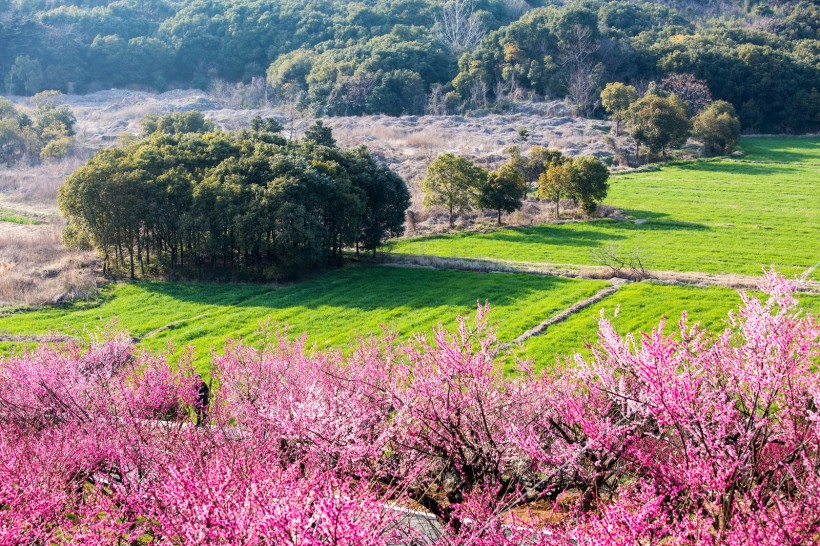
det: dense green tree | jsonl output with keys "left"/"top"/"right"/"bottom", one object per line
{"left": 422, "top": 153, "right": 486, "bottom": 229}
{"left": 600, "top": 82, "right": 638, "bottom": 136}
{"left": 567, "top": 156, "right": 609, "bottom": 215}
{"left": 505, "top": 145, "right": 566, "bottom": 192}
{"left": 0, "top": 0, "right": 816, "bottom": 132}
{"left": 476, "top": 162, "right": 526, "bottom": 224}
{"left": 538, "top": 155, "right": 609, "bottom": 217}
{"left": 141, "top": 111, "right": 215, "bottom": 136}
{"left": 626, "top": 93, "right": 691, "bottom": 158}
{"left": 694, "top": 100, "right": 741, "bottom": 157}
{"left": 303, "top": 120, "right": 336, "bottom": 147}
{"left": 59, "top": 124, "right": 409, "bottom": 280}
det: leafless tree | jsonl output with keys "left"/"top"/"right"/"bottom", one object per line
{"left": 660, "top": 73, "right": 713, "bottom": 116}
{"left": 501, "top": 0, "right": 532, "bottom": 20}
{"left": 436, "top": 0, "right": 486, "bottom": 55}
{"left": 591, "top": 244, "right": 649, "bottom": 280}
{"left": 469, "top": 79, "right": 489, "bottom": 109}
{"left": 426, "top": 84, "right": 447, "bottom": 116}
{"left": 566, "top": 63, "right": 604, "bottom": 117}
{"left": 559, "top": 25, "right": 603, "bottom": 116}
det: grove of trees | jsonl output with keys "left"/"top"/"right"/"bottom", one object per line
{"left": 0, "top": 1, "right": 817, "bottom": 132}
{"left": 0, "top": 91, "right": 76, "bottom": 165}
{"left": 422, "top": 147, "right": 608, "bottom": 227}
{"left": 1, "top": 270, "right": 817, "bottom": 543}
{"left": 59, "top": 117, "right": 410, "bottom": 279}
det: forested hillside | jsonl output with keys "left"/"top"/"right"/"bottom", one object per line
{"left": 1, "top": 0, "right": 817, "bottom": 130}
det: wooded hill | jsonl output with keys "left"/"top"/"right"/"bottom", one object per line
{"left": 1, "top": 0, "right": 817, "bottom": 132}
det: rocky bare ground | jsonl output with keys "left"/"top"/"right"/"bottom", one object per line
{"left": 12, "top": 88, "right": 623, "bottom": 202}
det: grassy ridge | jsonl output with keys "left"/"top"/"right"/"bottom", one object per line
{"left": 0, "top": 266, "right": 607, "bottom": 369}
{"left": 392, "top": 138, "right": 820, "bottom": 278}
{"left": 517, "top": 282, "right": 820, "bottom": 367}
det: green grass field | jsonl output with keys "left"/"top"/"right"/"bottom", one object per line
{"left": 392, "top": 137, "right": 820, "bottom": 278}
{"left": 516, "top": 282, "right": 820, "bottom": 368}
{"left": 0, "top": 266, "right": 607, "bottom": 369}
{"left": 2, "top": 137, "right": 818, "bottom": 373}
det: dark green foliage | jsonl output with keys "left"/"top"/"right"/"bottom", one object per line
{"left": 626, "top": 94, "right": 692, "bottom": 158}
{"left": 0, "top": 0, "right": 816, "bottom": 131}
{"left": 58, "top": 124, "right": 410, "bottom": 280}
{"left": 0, "top": 91, "right": 75, "bottom": 165}
{"left": 538, "top": 155, "right": 609, "bottom": 216}
{"left": 694, "top": 101, "right": 741, "bottom": 157}
{"left": 476, "top": 163, "right": 526, "bottom": 224}
{"left": 303, "top": 120, "right": 336, "bottom": 147}
{"left": 140, "top": 111, "right": 215, "bottom": 137}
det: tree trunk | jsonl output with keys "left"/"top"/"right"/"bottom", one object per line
{"left": 497, "top": 209, "right": 502, "bottom": 224}
{"left": 449, "top": 206, "right": 455, "bottom": 229}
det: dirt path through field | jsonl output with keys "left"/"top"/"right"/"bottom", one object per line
{"left": 495, "top": 280, "right": 626, "bottom": 353}
{"left": 383, "top": 254, "right": 820, "bottom": 294}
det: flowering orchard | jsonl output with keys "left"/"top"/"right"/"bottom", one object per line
{"left": 0, "top": 270, "right": 818, "bottom": 544}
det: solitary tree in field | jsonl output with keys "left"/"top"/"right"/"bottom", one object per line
{"left": 568, "top": 155, "right": 609, "bottom": 214}
{"left": 422, "top": 153, "right": 486, "bottom": 229}
{"left": 694, "top": 100, "right": 741, "bottom": 157}
{"left": 539, "top": 155, "right": 609, "bottom": 217}
{"left": 600, "top": 82, "right": 638, "bottom": 136}
{"left": 476, "top": 163, "right": 526, "bottom": 224}
{"left": 626, "top": 93, "right": 691, "bottom": 159}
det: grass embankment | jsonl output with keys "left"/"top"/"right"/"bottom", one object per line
{"left": 0, "top": 266, "right": 608, "bottom": 370}
{"left": 392, "top": 137, "right": 820, "bottom": 279}
{"left": 516, "top": 282, "right": 820, "bottom": 367}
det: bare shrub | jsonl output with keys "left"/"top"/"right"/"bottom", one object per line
{"left": 591, "top": 244, "right": 649, "bottom": 280}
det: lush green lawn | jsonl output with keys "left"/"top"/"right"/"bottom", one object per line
{"left": 392, "top": 137, "right": 820, "bottom": 279}
{"left": 516, "top": 282, "right": 820, "bottom": 368}
{"left": 0, "top": 265, "right": 607, "bottom": 370}
{"left": 738, "top": 136, "right": 820, "bottom": 163}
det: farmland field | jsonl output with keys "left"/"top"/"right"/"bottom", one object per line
{"left": 2, "top": 137, "right": 819, "bottom": 374}
{"left": 515, "top": 282, "right": 820, "bottom": 367}
{"left": 0, "top": 266, "right": 608, "bottom": 369}
{"left": 392, "top": 137, "right": 820, "bottom": 279}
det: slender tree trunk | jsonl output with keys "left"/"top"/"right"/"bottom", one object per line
{"left": 497, "top": 209, "right": 502, "bottom": 224}
{"left": 449, "top": 205, "right": 455, "bottom": 229}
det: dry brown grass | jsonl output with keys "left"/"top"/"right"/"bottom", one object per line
{"left": 0, "top": 224, "right": 98, "bottom": 307}
{"left": 0, "top": 159, "right": 83, "bottom": 205}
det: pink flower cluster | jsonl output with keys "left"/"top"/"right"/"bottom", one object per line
{"left": 0, "top": 270, "right": 817, "bottom": 544}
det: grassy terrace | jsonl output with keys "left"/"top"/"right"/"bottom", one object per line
{"left": 391, "top": 137, "right": 820, "bottom": 279}
{"left": 0, "top": 266, "right": 608, "bottom": 369}
{"left": 515, "top": 282, "right": 820, "bottom": 368}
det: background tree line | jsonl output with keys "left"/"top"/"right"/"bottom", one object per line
{"left": 0, "top": 0, "right": 816, "bottom": 132}
{"left": 58, "top": 113, "right": 410, "bottom": 280}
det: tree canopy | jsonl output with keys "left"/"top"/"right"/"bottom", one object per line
{"left": 59, "top": 121, "right": 410, "bottom": 279}
{"left": 0, "top": 0, "right": 816, "bottom": 131}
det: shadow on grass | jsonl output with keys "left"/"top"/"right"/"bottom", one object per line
{"left": 132, "top": 265, "right": 584, "bottom": 311}
{"left": 675, "top": 161, "right": 798, "bottom": 176}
